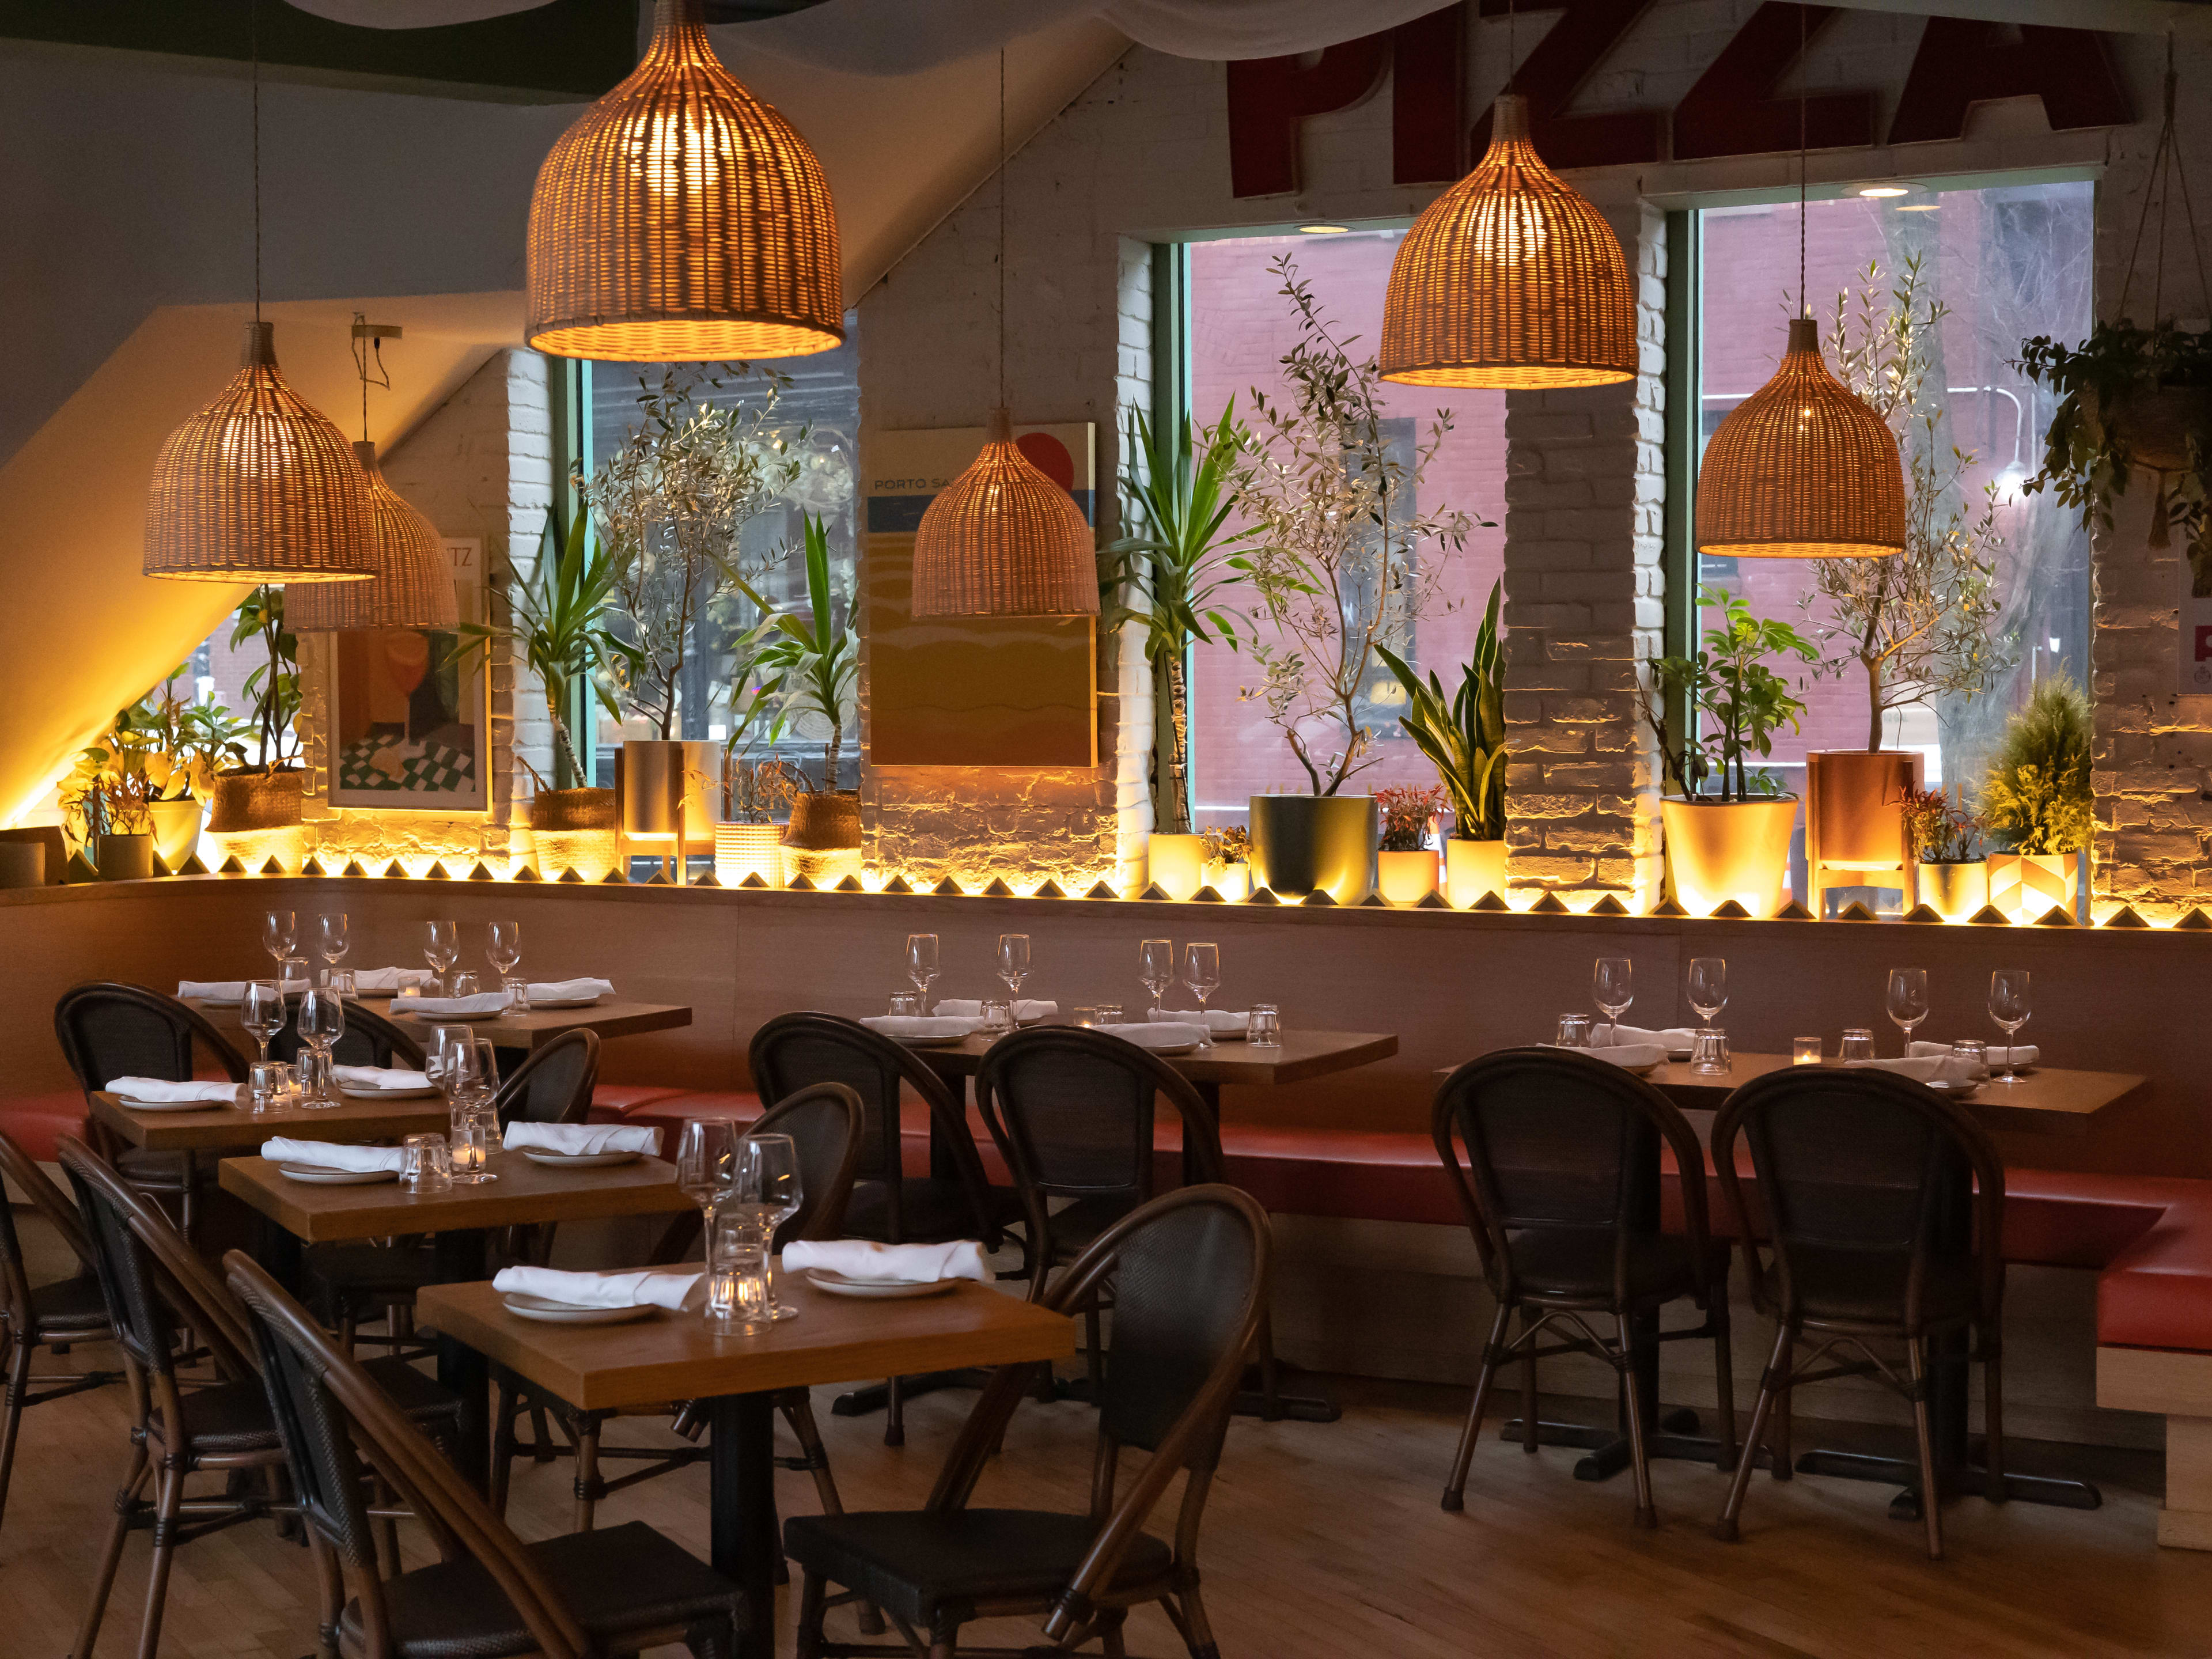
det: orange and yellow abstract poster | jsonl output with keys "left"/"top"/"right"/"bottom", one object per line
{"left": 331, "top": 538, "right": 486, "bottom": 812}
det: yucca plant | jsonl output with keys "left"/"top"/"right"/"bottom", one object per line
{"left": 751, "top": 514, "right": 858, "bottom": 790}
{"left": 1374, "top": 578, "right": 1508, "bottom": 840}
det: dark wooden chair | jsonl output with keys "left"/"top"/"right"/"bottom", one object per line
{"left": 751, "top": 1013, "right": 1024, "bottom": 1444}
{"left": 54, "top": 980, "right": 248, "bottom": 1238}
{"left": 223, "top": 1249, "right": 743, "bottom": 1659}
{"left": 1709, "top": 1064, "right": 2008, "bottom": 1558}
{"left": 56, "top": 1135, "right": 461, "bottom": 1659}
{"left": 786, "top": 1184, "right": 1271, "bottom": 1659}
{"left": 1431, "top": 1046, "right": 1735, "bottom": 1528}
{"left": 492, "top": 1027, "right": 602, "bottom": 1130}
{"left": 0, "top": 1128, "right": 117, "bottom": 1537}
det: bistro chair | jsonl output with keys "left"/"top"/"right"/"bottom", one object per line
{"left": 751, "top": 1012, "right": 1024, "bottom": 1444}
{"left": 270, "top": 992, "right": 426, "bottom": 1070}
{"left": 56, "top": 1137, "right": 463, "bottom": 1659}
{"left": 224, "top": 1249, "right": 744, "bottom": 1659}
{"left": 786, "top": 1184, "right": 1271, "bottom": 1659}
{"left": 1431, "top": 1046, "right": 1735, "bottom": 1528}
{"left": 0, "top": 1128, "right": 117, "bottom": 1537}
{"left": 55, "top": 981, "right": 248, "bottom": 1238}
{"left": 1709, "top": 1065, "right": 2008, "bottom": 1559}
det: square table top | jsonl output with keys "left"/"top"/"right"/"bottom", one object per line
{"left": 218, "top": 1149, "right": 692, "bottom": 1242}
{"left": 916, "top": 1027, "right": 1397, "bottom": 1087}
{"left": 89, "top": 1088, "right": 449, "bottom": 1152}
{"left": 416, "top": 1273, "right": 1074, "bottom": 1410}
{"left": 183, "top": 995, "right": 691, "bottom": 1054}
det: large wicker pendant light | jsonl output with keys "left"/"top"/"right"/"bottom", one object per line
{"left": 910, "top": 54, "right": 1096, "bottom": 618}
{"left": 143, "top": 4, "right": 372, "bottom": 585}
{"left": 527, "top": 0, "right": 842, "bottom": 362}
{"left": 1380, "top": 92, "right": 1636, "bottom": 388}
{"left": 1694, "top": 13, "right": 1903, "bottom": 559}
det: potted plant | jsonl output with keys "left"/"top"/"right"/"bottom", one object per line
{"left": 1101, "top": 404, "right": 1252, "bottom": 900}
{"left": 120, "top": 665, "right": 249, "bottom": 869}
{"left": 1377, "top": 577, "right": 1508, "bottom": 908}
{"left": 1374, "top": 783, "right": 1446, "bottom": 905}
{"left": 1902, "top": 784, "right": 1987, "bottom": 921}
{"left": 1643, "top": 586, "right": 1818, "bottom": 916}
{"left": 2020, "top": 321, "right": 2210, "bottom": 555}
{"left": 1230, "top": 257, "right": 1476, "bottom": 904}
{"left": 209, "top": 585, "right": 306, "bottom": 836}
{"left": 754, "top": 514, "right": 861, "bottom": 884}
{"left": 59, "top": 723, "right": 161, "bottom": 881}
{"left": 1200, "top": 824, "right": 1251, "bottom": 902}
{"left": 712, "top": 612, "right": 800, "bottom": 887}
{"left": 1805, "top": 261, "right": 2013, "bottom": 914}
{"left": 1980, "top": 672, "right": 2094, "bottom": 921}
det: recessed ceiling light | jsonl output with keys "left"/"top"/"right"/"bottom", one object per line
{"left": 1297, "top": 222, "right": 1352, "bottom": 234}
{"left": 1858, "top": 185, "right": 1910, "bottom": 199}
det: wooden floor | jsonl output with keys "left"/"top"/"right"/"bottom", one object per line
{"left": 8, "top": 1221, "right": 2212, "bottom": 1658}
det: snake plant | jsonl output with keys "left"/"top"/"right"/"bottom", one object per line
{"left": 1374, "top": 578, "right": 1508, "bottom": 840}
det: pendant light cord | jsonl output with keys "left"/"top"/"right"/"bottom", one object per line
{"left": 998, "top": 47, "right": 1007, "bottom": 412}
{"left": 2119, "top": 32, "right": 2210, "bottom": 325}
{"left": 1798, "top": 2, "right": 1807, "bottom": 319}
{"left": 251, "top": 0, "right": 261, "bottom": 324}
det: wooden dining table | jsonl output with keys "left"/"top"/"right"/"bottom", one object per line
{"left": 88, "top": 1086, "right": 449, "bottom": 1154}
{"left": 221, "top": 1149, "right": 694, "bottom": 1480}
{"left": 417, "top": 1272, "right": 1074, "bottom": 1659}
{"left": 183, "top": 993, "right": 692, "bottom": 1058}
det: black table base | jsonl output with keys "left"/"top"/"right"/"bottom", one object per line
{"left": 1791, "top": 1447, "right": 2103, "bottom": 1516}
{"left": 709, "top": 1392, "right": 781, "bottom": 1659}
{"left": 1501, "top": 1406, "right": 1758, "bottom": 1480}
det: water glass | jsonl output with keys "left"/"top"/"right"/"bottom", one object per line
{"left": 705, "top": 1206, "right": 775, "bottom": 1335}
{"left": 501, "top": 976, "right": 528, "bottom": 1017}
{"left": 279, "top": 955, "right": 311, "bottom": 995}
{"left": 1070, "top": 1007, "right": 1100, "bottom": 1028}
{"left": 1952, "top": 1039, "right": 1990, "bottom": 1082}
{"left": 294, "top": 1047, "right": 336, "bottom": 1109}
{"left": 1094, "top": 1002, "right": 1124, "bottom": 1025}
{"left": 888, "top": 991, "right": 922, "bottom": 1016}
{"left": 1555, "top": 1013, "right": 1592, "bottom": 1047}
{"left": 1792, "top": 1036, "right": 1823, "bottom": 1065}
{"left": 402, "top": 1133, "right": 453, "bottom": 1193}
{"left": 328, "top": 969, "right": 358, "bottom": 1001}
{"left": 1690, "top": 1029, "right": 1731, "bottom": 1075}
{"left": 248, "top": 1060, "right": 292, "bottom": 1113}
{"left": 980, "top": 998, "right": 1014, "bottom": 1035}
{"left": 449, "top": 1100, "right": 498, "bottom": 1183}
{"left": 1249, "top": 1003, "right": 1282, "bottom": 1048}
{"left": 448, "top": 971, "right": 480, "bottom": 999}
{"left": 1840, "top": 1028, "right": 1877, "bottom": 1062}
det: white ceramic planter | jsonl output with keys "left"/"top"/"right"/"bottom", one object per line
{"left": 1147, "top": 832, "right": 1207, "bottom": 901}
{"left": 1445, "top": 838, "right": 1509, "bottom": 908}
{"left": 1377, "top": 849, "right": 1441, "bottom": 906}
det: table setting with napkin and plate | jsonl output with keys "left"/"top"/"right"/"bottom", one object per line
{"left": 334, "top": 1065, "right": 439, "bottom": 1100}
{"left": 502, "top": 1122, "right": 660, "bottom": 1168}
{"left": 107, "top": 1076, "right": 242, "bottom": 1111}
{"left": 783, "top": 1238, "right": 991, "bottom": 1300}
{"left": 860, "top": 1014, "right": 981, "bottom": 1047}
{"left": 933, "top": 998, "right": 1058, "bottom": 1025}
{"left": 392, "top": 990, "right": 513, "bottom": 1020}
{"left": 176, "top": 980, "right": 254, "bottom": 1007}
{"left": 1093, "top": 1020, "right": 1210, "bottom": 1055}
{"left": 1148, "top": 1007, "right": 1251, "bottom": 1040}
{"left": 491, "top": 1264, "right": 703, "bottom": 1324}
{"left": 520, "top": 978, "right": 617, "bottom": 1010}
{"left": 1591, "top": 1023, "right": 1699, "bottom": 1060}
{"left": 347, "top": 967, "right": 437, "bottom": 997}
{"left": 260, "top": 1136, "right": 410, "bottom": 1184}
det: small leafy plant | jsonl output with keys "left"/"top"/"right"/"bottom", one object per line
{"left": 1201, "top": 824, "right": 1249, "bottom": 871}
{"left": 1374, "top": 577, "right": 1507, "bottom": 840}
{"left": 1901, "top": 785, "right": 1982, "bottom": 864}
{"left": 60, "top": 724, "right": 161, "bottom": 843}
{"left": 1980, "top": 672, "right": 2094, "bottom": 855}
{"left": 1375, "top": 783, "right": 1446, "bottom": 852}
{"left": 1643, "top": 587, "right": 1818, "bottom": 801}
{"left": 2018, "top": 321, "right": 2211, "bottom": 549}
{"left": 118, "top": 667, "right": 249, "bottom": 800}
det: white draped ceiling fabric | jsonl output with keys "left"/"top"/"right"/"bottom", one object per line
{"left": 280, "top": 0, "right": 1452, "bottom": 65}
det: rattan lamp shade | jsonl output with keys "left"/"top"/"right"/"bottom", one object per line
{"left": 1696, "top": 317, "right": 1906, "bottom": 559}
{"left": 1380, "top": 94, "right": 1636, "bottom": 389}
{"left": 286, "top": 443, "right": 457, "bottom": 631}
{"left": 526, "top": 0, "right": 842, "bottom": 362}
{"left": 911, "top": 408, "right": 1099, "bottom": 617}
{"left": 143, "top": 321, "right": 375, "bottom": 583}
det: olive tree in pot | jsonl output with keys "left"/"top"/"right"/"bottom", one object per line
{"left": 1642, "top": 587, "right": 1817, "bottom": 917}
{"left": 1230, "top": 257, "right": 1476, "bottom": 904}
{"left": 1803, "top": 259, "right": 2013, "bottom": 915}
{"left": 1980, "top": 672, "right": 2094, "bottom": 920}
{"left": 1100, "top": 404, "right": 1252, "bottom": 900}
{"left": 1377, "top": 576, "right": 1508, "bottom": 908}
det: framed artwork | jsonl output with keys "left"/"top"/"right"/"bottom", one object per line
{"left": 329, "top": 537, "right": 488, "bottom": 812}
{"left": 865, "top": 421, "right": 1098, "bottom": 767}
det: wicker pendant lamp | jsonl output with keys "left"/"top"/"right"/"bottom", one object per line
{"left": 910, "top": 54, "right": 1097, "bottom": 618}
{"left": 1694, "top": 11, "right": 1902, "bottom": 559}
{"left": 143, "top": 6, "right": 371, "bottom": 584}
{"left": 526, "top": 0, "right": 842, "bottom": 362}
{"left": 1379, "top": 93, "right": 1636, "bottom": 389}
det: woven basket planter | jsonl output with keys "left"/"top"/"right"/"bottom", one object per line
{"left": 529, "top": 787, "right": 620, "bottom": 881}
{"left": 209, "top": 770, "right": 304, "bottom": 833}
{"left": 782, "top": 791, "right": 862, "bottom": 851}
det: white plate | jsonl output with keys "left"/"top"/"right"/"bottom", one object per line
{"left": 502, "top": 1292, "right": 656, "bottom": 1325}
{"left": 900, "top": 1034, "right": 973, "bottom": 1049}
{"left": 805, "top": 1268, "right": 959, "bottom": 1300}
{"left": 338, "top": 1085, "right": 442, "bottom": 1100}
{"left": 277, "top": 1163, "right": 399, "bottom": 1185}
{"left": 118, "top": 1094, "right": 236, "bottom": 1112}
{"left": 1146, "top": 1041, "right": 1200, "bottom": 1057}
{"left": 195, "top": 997, "right": 243, "bottom": 1009}
{"left": 520, "top": 1149, "right": 641, "bottom": 1169}
{"left": 526, "top": 994, "right": 606, "bottom": 1010}
{"left": 1926, "top": 1080, "right": 1984, "bottom": 1100}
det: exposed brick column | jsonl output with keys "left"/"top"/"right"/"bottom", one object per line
{"left": 1499, "top": 194, "right": 1665, "bottom": 906}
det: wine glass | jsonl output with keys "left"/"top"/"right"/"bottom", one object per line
{"left": 997, "top": 934, "right": 1030, "bottom": 1010}
{"left": 905, "top": 934, "right": 939, "bottom": 1007}
{"left": 427, "top": 1025, "right": 478, "bottom": 1104}
{"left": 1885, "top": 967, "right": 1930, "bottom": 1055}
{"left": 262, "top": 909, "right": 297, "bottom": 973}
{"left": 1139, "top": 938, "right": 1174, "bottom": 1014}
{"left": 315, "top": 912, "right": 349, "bottom": 987}
{"left": 1182, "top": 942, "right": 1222, "bottom": 1049}
{"left": 1592, "top": 957, "right": 1634, "bottom": 1042}
{"left": 296, "top": 987, "right": 346, "bottom": 1107}
{"left": 241, "top": 979, "right": 285, "bottom": 1065}
{"left": 1989, "top": 968, "right": 2031, "bottom": 1085}
{"left": 737, "top": 1132, "right": 805, "bottom": 1319}
{"left": 423, "top": 919, "right": 459, "bottom": 994}
{"left": 1687, "top": 957, "right": 1727, "bottom": 1028}
{"left": 677, "top": 1119, "right": 740, "bottom": 1240}
{"left": 487, "top": 919, "right": 525, "bottom": 1020}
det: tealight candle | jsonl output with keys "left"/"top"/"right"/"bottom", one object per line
{"left": 1793, "top": 1036, "right": 1823, "bottom": 1065}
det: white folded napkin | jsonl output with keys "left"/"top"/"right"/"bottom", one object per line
{"left": 1844, "top": 1054, "right": 1980, "bottom": 1086}
{"left": 492, "top": 1265, "right": 702, "bottom": 1310}
{"left": 397, "top": 993, "right": 511, "bottom": 1017}
{"left": 1911, "top": 1040, "right": 2037, "bottom": 1069}
{"left": 860, "top": 1015, "right": 981, "bottom": 1040}
{"left": 260, "top": 1138, "right": 408, "bottom": 1173}
{"left": 176, "top": 980, "right": 249, "bottom": 1002}
{"left": 783, "top": 1239, "right": 990, "bottom": 1285}
{"left": 1096, "top": 1021, "right": 1207, "bottom": 1050}
{"left": 353, "top": 967, "right": 435, "bottom": 994}
{"left": 1149, "top": 1007, "right": 1249, "bottom": 1035}
{"left": 1582, "top": 1043, "right": 1666, "bottom": 1070}
{"left": 333, "top": 1065, "right": 431, "bottom": 1091}
{"left": 108, "top": 1077, "right": 239, "bottom": 1104}
{"left": 1592, "top": 1024, "right": 1699, "bottom": 1057}
{"left": 526, "top": 978, "right": 615, "bottom": 1003}
{"left": 503, "top": 1122, "right": 660, "bottom": 1156}
{"left": 934, "top": 998, "right": 1059, "bottom": 1022}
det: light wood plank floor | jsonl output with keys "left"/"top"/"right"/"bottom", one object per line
{"left": 7, "top": 1221, "right": 2212, "bottom": 1657}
